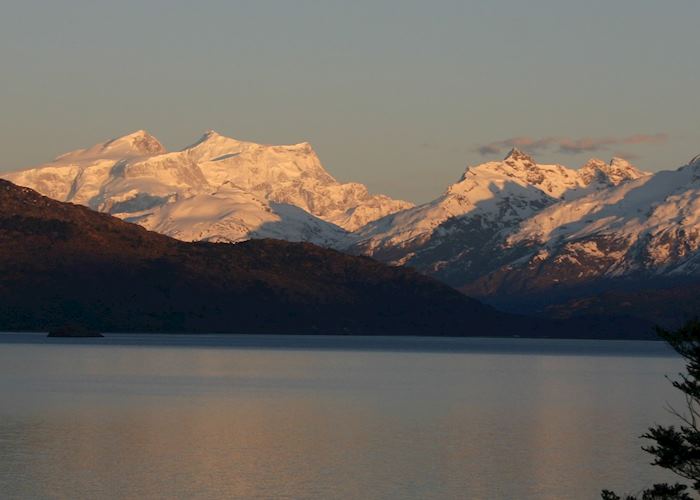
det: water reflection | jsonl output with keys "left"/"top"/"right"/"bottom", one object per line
{"left": 0, "top": 340, "right": 684, "bottom": 499}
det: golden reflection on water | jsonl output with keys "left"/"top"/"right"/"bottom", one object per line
{"left": 0, "top": 342, "right": 684, "bottom": 499}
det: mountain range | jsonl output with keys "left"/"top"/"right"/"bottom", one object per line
{"left": 3, "top": 178, "right": 614, "bottom": 337}
{"left": 349, "top": 149, "right": 647, "bottom": 286}
{"left": 5, "top": 130, "right": 700, "bottom": 329}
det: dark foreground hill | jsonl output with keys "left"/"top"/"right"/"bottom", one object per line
{"left": 536, "top": 278, "right": 700, "bottom": 330}
{"left": 0, "top": 180, "right": 653, "bottom": 338}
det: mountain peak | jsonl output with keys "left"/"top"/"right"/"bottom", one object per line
{"left": 607, "top": 157, "right": 645, "bottom": 180}
{"left": 184, "top": 130, "right": 248, "bottom": 152}
{"left": 582, "top": 158, "right": 607, "bottom": 169}
{"left": 609, "top": 156, "right": 634, "bottom": 169}
{"left": 688, "top": 154, "right": 700, "bottom": 168}
{"left": 188, "top": 130, "right": 219, "bottom": 147}
{"left": 202, "top": 129, "right": 222, "bottom": 139}
{"left": 101, "top": 130, "right": 165, "bottom": 156}
{"left": 503, "top": 147, "right": 535, "bottom": 164}
{"left": 580, "top": 156, "right": 645, "bottom": 186}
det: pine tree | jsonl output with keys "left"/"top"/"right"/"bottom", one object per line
{"left": 602, "top": 320, "right": 700, "bottom": 499}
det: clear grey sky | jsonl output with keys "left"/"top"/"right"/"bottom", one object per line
{"left": 1, "top": 0, "right": 698, "bottom": 203}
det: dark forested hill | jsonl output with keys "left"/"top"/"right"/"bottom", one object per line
{"left": 0, "top": 180, "right": 499, "bottom": 335}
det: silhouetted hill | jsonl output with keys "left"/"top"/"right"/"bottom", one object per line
{"left": 0, "top": 180, "right": 491, "bottom": 335}
{"left": 540, "top": 278, "right": 700, "bottom": 330}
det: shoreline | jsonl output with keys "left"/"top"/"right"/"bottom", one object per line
{"left": 0, "top": 331, "right": 675, "bottom": 357}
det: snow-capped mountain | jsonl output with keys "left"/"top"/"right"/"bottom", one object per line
{"left": 182, "top": 131, "right": 413, "bottom": 231}
{"left": 138, "top": 182, "right": 348, "bottom": 245}
{"left": 350, "top": 148, "right": 647, "bottom": 287}
{"left": 465, "top": 154, "right": 700, "bottom": 298}
{"left": 2, "top": 130, "right": 411, "bottom": 245}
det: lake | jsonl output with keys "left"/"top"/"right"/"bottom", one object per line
{"left": 0, "top": 333, "right": 685, "bottom": 499}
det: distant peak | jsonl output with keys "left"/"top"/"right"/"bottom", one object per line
{"left": 609, "top": 157, "right": 634, "bottom": 169}
{"left": 102, "top": 130, "right": 165, "bottom": 155}
{"left": 184, "top": 130, "right": 246, "bottom": 151}
{"left": 203, "top": 129, "right": 221, "bottom": 139}
{"left": 582, "top": 156, "right": 637, "bottom": 171}
{"left": 688, "top": 154, "right": 700, "bottom": 168}
{"left": 580, "top": 156, "right": 644, "bottom": 185}
{"left": 608, "top": 157, "right": 645, "bottom": 179}
{"left": 503, "top": 147, "right": 535, "bottom": 164}
{"left": 126, "top": 129, "right": 149, "bottom": 138}
{"left": 197, "top": 129, "right": 222, "bottom": 143}
{"left": 581, "top": 158, "right": 607, "bottom": 169}
{"left": 105, "top": 129, "right": 151, "bottom": 143}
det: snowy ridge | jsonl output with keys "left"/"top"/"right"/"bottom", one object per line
{"left": 351, "top": 148, "right": 647, "bottom": 274}
{"left": 136, "top": 182, "right": 348, "bottom": 246}
{"left": 2, "top": 130, "right": 411, "bottom": 245}
{"left": 185, "top": 131, "right": 413, "bottom": 231}
{"left": 490, "top": 156, "right": 700, "bottom": 288}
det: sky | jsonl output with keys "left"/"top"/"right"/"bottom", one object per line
{"left": 1, "top": 0, "right": 698, "bottom": 203}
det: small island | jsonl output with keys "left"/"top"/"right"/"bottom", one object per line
{"left": 47, "top": 325, "right": 103, "bottom": 338}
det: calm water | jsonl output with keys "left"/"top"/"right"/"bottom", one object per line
{"left": 0, "top": 334, "right": 685, "bottom": 499}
